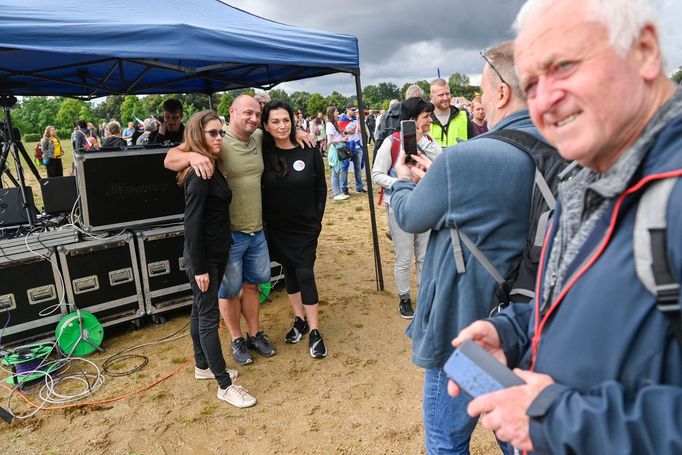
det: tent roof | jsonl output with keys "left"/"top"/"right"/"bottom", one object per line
{"left": 0, "top": 0, "right": 360, "bottom": 98}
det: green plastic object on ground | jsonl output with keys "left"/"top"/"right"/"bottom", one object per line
{"left": 258, "top": 282, "right": 271, "bottom": 304}
{"left": 55, "top": 311, "right": 104, "bottom": 357}
{"left": 1, "top": 344, "right": 62, "bottom": 385}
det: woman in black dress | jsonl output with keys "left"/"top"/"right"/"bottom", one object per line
{"left": 261, "top": 101, "right": 328, "bottom": 358}
{"left": 178, "top": 110, "right": 256, "bottom": 407}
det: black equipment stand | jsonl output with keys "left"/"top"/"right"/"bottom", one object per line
{"left": 0, "top": 94, "right": 41, "bottom": 226}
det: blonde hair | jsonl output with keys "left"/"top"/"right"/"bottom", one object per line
{"left": 177, "top": 110, "right": 223, "bottom": 186}
{"left": 43, "top": 125, "right": 55, "bottom": 137}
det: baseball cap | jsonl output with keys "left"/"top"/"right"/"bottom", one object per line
{"left": 346, "top": 102, "right": 357, "bottom": 110}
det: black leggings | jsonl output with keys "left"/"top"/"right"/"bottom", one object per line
{"left": 186, "top": 254, "right": 232, "bottom": 389}
{"left": 284, "top": 266, "right": 318, "bottom": 305}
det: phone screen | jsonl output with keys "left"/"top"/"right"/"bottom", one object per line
{"left": 401, "top": 120, "right": 418, "bottom": 156}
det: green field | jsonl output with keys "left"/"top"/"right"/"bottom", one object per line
{"left": 6, "top": 137, "right": 76, "bottom": 210}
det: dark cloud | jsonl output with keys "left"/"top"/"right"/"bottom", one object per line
{"left": 225, "top": 0, "right": 681, "bottom": 95}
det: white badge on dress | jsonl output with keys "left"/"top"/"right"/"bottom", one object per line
{"left": 293, "top": 160, "right": 305, "bottom": 171}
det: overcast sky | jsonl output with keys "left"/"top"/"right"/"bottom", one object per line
{"left": 224, "top": 0, "right": 682, "bottom": 96}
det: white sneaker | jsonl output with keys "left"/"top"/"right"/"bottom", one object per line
{"left": 195, "top": 366, "right": 238, "bottom": 382}
{"left": 333, "top": 194, "right": 350, "bottom": 201}
{"left": 217, "top": 385, "right": 257, "bottom": 408}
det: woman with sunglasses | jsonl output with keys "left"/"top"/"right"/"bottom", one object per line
{"left": 260, "top": 100, "right": 329, "bottom": 359}
{"left": 178, "top": 110, "right": 256, "bottom": 408}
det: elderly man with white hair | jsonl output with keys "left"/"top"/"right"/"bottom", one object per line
{"left": 449, "top": 0, "right": 682, "bottom": 453}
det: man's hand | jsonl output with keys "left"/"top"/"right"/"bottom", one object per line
{"left": 295, "top": 129, "right": 316, "bottom": 148}
{"left": 189, "top": 152, "right": 214, "bottom": 180}
{"left": 394, "top": 150, "right": 414, "bottom": 181}
{"left": 466, "top": 369, "right": 555, "bottom": 452}
{"left": 394, "top": 150, "right": 430, "bottom": 183}
{"left": 448, "top": 321, "right": 506, "bottom": 397}
{"left": 194, "top": 273, "right": 209, "bottom": 292}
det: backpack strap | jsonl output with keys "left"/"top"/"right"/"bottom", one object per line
{"left": 633, "top": 177, "right": 682, "bottom": 346}
{"left": 389, "top": 132, "right": 401, "bottom": 166}
{"left": 450, "top": 228, "right": 505, "bottom": 284}
{"left": 451, "top": 129, "right": 555, "bottom": 281}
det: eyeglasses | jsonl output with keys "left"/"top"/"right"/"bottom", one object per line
{"left": 204, "top": 129, "right": 226, "bottom": 138}
{"left": 480, "top": 48, "right": 509, "bottom": 87}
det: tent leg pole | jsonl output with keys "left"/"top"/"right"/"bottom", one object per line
{"left": 354, "top": 74, "right": 384, "bottom": 291}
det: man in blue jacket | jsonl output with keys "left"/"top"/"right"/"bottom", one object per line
{"left": 449, "top": 0, "right": 682, "bottom": 454}
{"left": 390, "top": 40, "right": 539, "bottom": 454}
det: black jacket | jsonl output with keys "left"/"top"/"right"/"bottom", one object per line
{"left": 183, "top": 168, "right": 232, "bottom": 275}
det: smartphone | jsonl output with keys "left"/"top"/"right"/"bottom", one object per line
{"left": 400, "top": 120, "right": 418, "bottom": 158}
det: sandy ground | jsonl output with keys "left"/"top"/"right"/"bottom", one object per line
{"left": 0, "top": 159, "right": 500, "bottom": 454}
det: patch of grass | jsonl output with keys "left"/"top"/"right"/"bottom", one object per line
{"left": 354, "top": 323, "right": 364, "bottom": 329}
{"left": 201, "top": 403, "right": 219, "bottom": 415}
{"left": 347, "top": 216, "right": 355, "bottom": 221}
{"left": 326, "top": 221, "right": 335, "bottom": 226}
{"left": 354, "top": 206, "right": 364, "bottom": 212}
{"left": 170, "top": 356, "right": 187, "bottom": 364}
{"left": 151, "top": 390, "right": 169, "bottom": 400}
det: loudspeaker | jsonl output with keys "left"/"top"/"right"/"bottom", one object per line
{"left": 73, "top": 147, "right": 184, "bottom": 231}
{"left": 0, "top": 186, "right": 36, "bottom": 227}
{"left": 41, "top": 176, "right": 78, "bottom": 214}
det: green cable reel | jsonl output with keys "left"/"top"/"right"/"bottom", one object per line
{"left": 2, "top": 344, "right": 62, "bottom": 385}
{"left": 55, "top": 311, "right": 104, "bottom": 357}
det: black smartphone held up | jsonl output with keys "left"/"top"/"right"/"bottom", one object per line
{"left": 400, "top": 120, "right": 418, "bottom": 162}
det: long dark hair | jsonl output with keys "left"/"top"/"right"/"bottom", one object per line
{"left": 326, "top": 106, "right": 340, "bottom": 133}
{"left": 261, "top": 100, "right": 297, "bottom": 178}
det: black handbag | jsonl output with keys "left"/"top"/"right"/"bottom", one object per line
{"left": 335, "top": 144, "right": 352, "bottom": 161}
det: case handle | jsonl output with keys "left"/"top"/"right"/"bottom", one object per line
{"left": 27, "top": 285, "right": 57, "bottom": 304}
{"left": 109, "top": 268, "right": 133, "bottom": 286}
{"left": 73, "top": 275, "right": 99, "bottom": 294}
{"left": 148, "top": 260, "right": 170, "bottom": 277}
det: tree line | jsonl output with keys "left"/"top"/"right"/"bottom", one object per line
{"left": 4, "top": 72, "right": 480, "bottom": 141}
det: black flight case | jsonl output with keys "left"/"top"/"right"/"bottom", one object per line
{"left": 135, "top": 224, "right": 192, "bottom": 318}
{"left": 57, "top": 233, "right": 145, "bottom": 328}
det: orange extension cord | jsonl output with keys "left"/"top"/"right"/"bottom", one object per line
{"left": 1, "top": 356, "right": 191, "bottom": 411}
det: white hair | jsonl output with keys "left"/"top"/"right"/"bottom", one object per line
{"left": 514, "top": 0, "right": 659, "bottom": 56}
{"left": 405, "top": 84, "right": 424, "bottom": 99}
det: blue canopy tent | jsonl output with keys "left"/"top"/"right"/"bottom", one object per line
{"left": 0, "top": 0, "right": 384, "bottom": 288}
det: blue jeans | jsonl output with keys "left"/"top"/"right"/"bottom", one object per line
{"left": 423, "top": 368, "right": 478, "bottom": 454}
{"left": 330, "top": 166, "right": 348, "bottom": 196}
{"left": 218, "top": 230, "right": 271, "bottom": 298}
{"left": 423, "top": 368, "right": 513, "bottom": 455}
{"left": 342, "top": 146, "right": 365, "bottom": 191}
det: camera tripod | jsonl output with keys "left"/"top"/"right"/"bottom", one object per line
{"left": 0, "top": 94, "right": 41, "bottom": 227}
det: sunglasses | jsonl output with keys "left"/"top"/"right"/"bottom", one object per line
{"left": 204, "top": 129, "right": 226, "bottom": 138}
{"left": 480, "top": 48, "right": 509, "bottom": 87}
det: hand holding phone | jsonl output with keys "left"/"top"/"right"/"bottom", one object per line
{"left": 443, "top": 340, "right": 524, "bottom": 398}
{"left": 400, "top": 120, "right": 418, "bottom": 163}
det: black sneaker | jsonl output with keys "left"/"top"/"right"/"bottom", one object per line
{"left": 285, "top": 316, "right": 310, "bottom": 344}
{"left": 343, "top": 188, "right": 350, "bottom": 196}
{"left": 308, "top": 329, "right": 327, "bottom": 359}
{"left": 399, "top": 298, "right": 414, "bottom": 319}
{"left": 231, "top": 337, "right": 253, "bottom": 365}
{"left": 246, "top": 331, "right": 276, "bottom": 357}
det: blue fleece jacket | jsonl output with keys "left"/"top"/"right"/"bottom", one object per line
{"left": 491, "top": 114, "right": 682, "bottom": 454}
{"left": 390, "top": 110, "right": 537, "bottom": 369}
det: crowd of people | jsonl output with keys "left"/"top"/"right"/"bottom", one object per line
{"left": 167, "top": 1, "right": 682, "bottom": 454}
{"left": 31, "top": 0, "right": 682, "bottom": 451}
